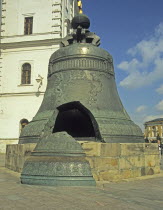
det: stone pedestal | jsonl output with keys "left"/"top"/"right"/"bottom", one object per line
{"left": 0, "top": 139, "right": 18, "bottom": 153}
{"left": 5, "top": 144, "right": 36, "bottom": 172}
{"left": 80, "top": 142, "right": 160, "bottom": 181}
{"left": 5, "top": 142, "right": 160, "bottom": 182}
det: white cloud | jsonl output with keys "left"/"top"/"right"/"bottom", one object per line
{"left": 156, "top": 100, "right": 163, "bottom": 111}
{"left": 118, "top": 23, "right": 163, "bottom": 89}
{"left": 156, "top": 84, "right": 163, "bottom": 94}
{"left": 117, "top": 59, "right": 140, "bottom": 72}
{"left": 136, "top": 105, "right": 147, "bottom": 113}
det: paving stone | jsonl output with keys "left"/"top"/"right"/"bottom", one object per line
{"left": 0, "top": 154, "right": 163, "bottom": 210}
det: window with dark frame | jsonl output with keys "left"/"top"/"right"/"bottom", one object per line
{"left": 24, "top": 17, "right": 33, "bottom": 35}
{"left": 21, "top": 63, "right": 31, "bottom": 85}
{"left": 66, "top": 19, "right": 71, "bottom": 35}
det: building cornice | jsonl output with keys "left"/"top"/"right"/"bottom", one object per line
{"left": 1, "top": 32, "right": 59, "bottom": 39}
{"left": 0, "top": 138, "right": 19, "bottom": 141}
{"left": 145, "top": 121, "right": 163, "bottom": 125}
{"left": 0, "top": 38, "right": 62, "bottom": 50}
{"left": 145, "top": 122, "right": 163, "bottom": 126}
{"left": 0, "top": 92, "right": 45, "bottom": 97}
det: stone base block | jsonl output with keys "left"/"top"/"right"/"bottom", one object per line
{"left": 0, "top": 139, "right": 18, "bottom": 153}
{"left": 80, "top": 142, "right": 160, "bottom": 182}
{"left": 5, "top": 144, "right": 36, "bottom": 172}
{"left": 5, "top": 142, "right": 161, "bottom": 182}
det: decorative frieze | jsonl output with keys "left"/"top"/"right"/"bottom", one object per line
{"left": 50, "top": 58, "right": 114, "bottom": 76}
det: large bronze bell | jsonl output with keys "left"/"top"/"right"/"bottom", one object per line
{"left": 20, "top": 14, "right": 143, "bottom": 186}
{"left": 19, "top": 14, "right": 143, "bottom": 144}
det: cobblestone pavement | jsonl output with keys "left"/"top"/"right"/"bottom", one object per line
{"left": 0, "top": 154, "right": 163, "bottom": 210}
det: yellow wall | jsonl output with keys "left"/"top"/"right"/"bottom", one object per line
{"left": 144, "top": 121, "right": 163, "bottom": 141}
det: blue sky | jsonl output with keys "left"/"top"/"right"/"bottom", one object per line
{"left": 82, "top": 0, "right": 163, "bottom": 130}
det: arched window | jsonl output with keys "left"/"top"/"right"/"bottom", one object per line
{"left": 20, "top": 119, "right": 29, "bottom": 133}
{"left": 21, "top": 63, "right": 31, "bottom": 84}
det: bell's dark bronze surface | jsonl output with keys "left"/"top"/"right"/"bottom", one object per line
{"left": 71, "top": 14, "right": 90, "bottom": 29}
{"left": 19, "top": 14, "right": 143, "bottom": 144}
{"left": 21, "top": 132, "right": 96, "bottom": 186}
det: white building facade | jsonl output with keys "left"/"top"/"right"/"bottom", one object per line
{"left": 0, "top": 0, "right": 82, "bottom": 153}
